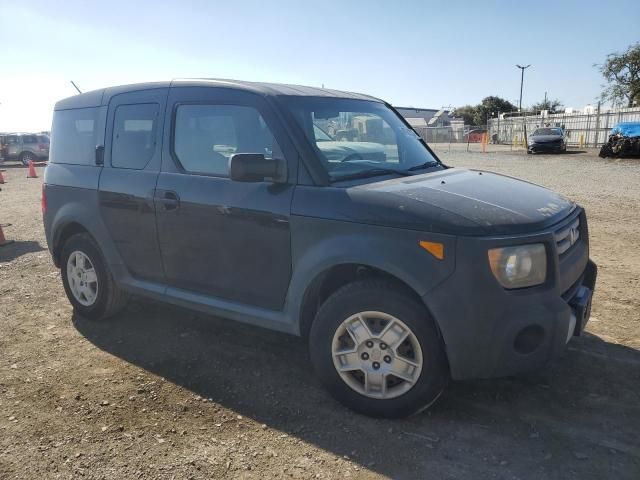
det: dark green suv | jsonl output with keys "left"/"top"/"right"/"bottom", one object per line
{"left": 43, "top": 79, "right": 596, "bottom": 417}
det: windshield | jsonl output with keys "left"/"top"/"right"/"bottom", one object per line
{"left": 533, "top": 128, "right": 563, "bottom": 136}
{"left": 313, "top": 124, "right": 333, "bottom": 141}
{"left": 286, "top": 98, "right": 440, "bottom": 180}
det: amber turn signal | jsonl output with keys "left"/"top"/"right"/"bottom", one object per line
{"left": 419, "top": 241, "right": 444, "bottom": 260}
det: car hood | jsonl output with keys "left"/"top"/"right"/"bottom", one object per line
{"left": 293, "top": 168, "right": 576, "bottom": 235}
{"left": 530, "top": 135, "right": 563, "bottom": 143}
{"left": 342, "top": 168, "right": 575, "bottom": 235}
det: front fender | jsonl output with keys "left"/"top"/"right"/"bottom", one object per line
{"left": 284, "top": 215, "right": 457, "bottom": 333}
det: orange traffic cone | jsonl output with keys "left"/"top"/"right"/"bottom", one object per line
{"left": 0, "top": 224, "right": 14, "bottom": 247}
{"left": 0, "top": 170, "right": 5, "bottom": 184}
{"left": 27, "top": 160, "right": 38, "bottom": 178}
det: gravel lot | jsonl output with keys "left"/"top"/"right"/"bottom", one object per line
{"left": 1, "top": 148, "right": 639, "bottom": 479}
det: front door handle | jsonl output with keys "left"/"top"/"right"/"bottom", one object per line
{"left": 156, "top": 190, "right": 180, "bottom": 210}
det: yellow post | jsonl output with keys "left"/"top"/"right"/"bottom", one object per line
{"left": 579, "top": 134, "right": 584, "bottom": 148}
{"left": 481, "top": 133, "right": 487, "bottom": 153}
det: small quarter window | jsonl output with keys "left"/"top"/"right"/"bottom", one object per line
{"left": 50, "top": 107, "right": 99, "bottom": 165}
{"left": 111, "top": 103, "right": 158, "bottom": 170}
{"left": 173, "top": 104, "right": 280, "bottom": 176}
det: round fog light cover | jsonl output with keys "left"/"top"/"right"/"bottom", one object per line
{"left": 488, "top": 243, "right": 547, "bottom": 289}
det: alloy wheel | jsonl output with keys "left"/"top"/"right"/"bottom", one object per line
{"left": 66, "top": 250, "right": 99, "bottom": 306}
{"left": 331, "top": 311, "right": 423, "bottom": 399}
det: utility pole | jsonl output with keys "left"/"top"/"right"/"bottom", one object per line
{"left": 515, "top": 64, "right": 531, "bottom": 113}
{"left": 516, "top": 64, "right": 531, "bottom": 149}
{"left": 543, "top": 91, "right": 548, "bottom": 111}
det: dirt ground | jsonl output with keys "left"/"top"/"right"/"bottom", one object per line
{"left": 1, "top": 148, "right": 639, "bottom": 479}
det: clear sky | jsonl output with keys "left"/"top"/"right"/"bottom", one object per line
{"left": 1, "top": 0, "right": 639, "bottom": 131}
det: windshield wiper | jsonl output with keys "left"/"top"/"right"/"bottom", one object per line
{"left": 330, "top": 167, "right": 413, "bottom": 182}
{"left": 406, "top": 161, "right": 440, "bottom": 171}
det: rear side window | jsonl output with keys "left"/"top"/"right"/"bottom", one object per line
{"left": 173, "top": 104, "right": 279, "bottom": 177}
{"left": 50, "top": 108, "right": 99, "bottom": 165}
{"left": 37, "top": 135, "right": 50, "bottom": 144}
{"left": 111, "top": 103, "right": 158, "bottom": 170}
{"left": 22, "top": 135, "right": 37, "bottom": 144}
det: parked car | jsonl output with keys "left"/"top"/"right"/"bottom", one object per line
{"left": 528, "top": 127, "right": 566, "bottom": 154}
{"left": 1, "top": 132, "right": 50, "bottom": 165}
{"left": 598, "top": 122, "right": 640, "bottom": 158}
{"left": 43, "top": 80, "right": 597, "bottom": 418}
{"left": 0, "top": 133, "right": 8, "bottom": 162}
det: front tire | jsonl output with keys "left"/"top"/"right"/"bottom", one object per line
{"left": 20, "top": 151, "right": 35, "bottom": 166}
{"left": 60, "top": 233, "right": 129, "bottom": 320}
{"left": 309, "top": 279, "right": 449, "bottom": 418}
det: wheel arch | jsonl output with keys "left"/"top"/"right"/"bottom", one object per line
{"left": 297, "top": 262, "right": 441, "bottom": 341}
{"left": 52, "top": 221, "right": 92, "bottom": 267}
{"left": 47, "top": 187, "right": 125, "bottom": 273}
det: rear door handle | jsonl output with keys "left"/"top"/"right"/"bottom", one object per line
{"left": 156, "top": 190, "right": 180, "bottom": 210}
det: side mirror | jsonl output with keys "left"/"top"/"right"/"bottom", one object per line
{"left": 229, "top": 153, "right": 286, "bottom": 183}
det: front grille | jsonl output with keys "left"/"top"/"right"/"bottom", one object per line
{"left": 554, "top": 217, "right": 580, "bottom": 255}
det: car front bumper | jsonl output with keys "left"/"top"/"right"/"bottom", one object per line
{"left": 422, "top": 209, "right": 596, "bottom": 380}
{"left": 528, "top": 142, "right": 564, "bottom": 153}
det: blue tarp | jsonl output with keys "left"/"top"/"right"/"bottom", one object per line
{"left": 610, "top": 122, "right": 640, "bottom": 138}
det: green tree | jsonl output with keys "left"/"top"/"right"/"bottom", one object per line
{"left": 597, "top": 42, "right": 640, "bottom": 107}
{"left": 530, "top": 98, "right": 564, "bottom": 113}
{"left": 452, "top": 96, "right": 517, "bottom": 125}
{"left": 451, "top": 105, "right": 477, "bottom": 125}
{"left": 479, "top": 96, "right": 518, "bottom": 114}
{"left": 476, "top": 96, "right": 517, "bottom": 124}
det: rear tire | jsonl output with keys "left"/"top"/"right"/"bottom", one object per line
{"left": 309, "top": 279, "right": 448, "bottom": 418}
{"left": 60, "top": 233, "right": 129, "bottom": 320}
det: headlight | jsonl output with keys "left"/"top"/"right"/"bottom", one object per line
{"left": 488, "top": 244, "right": 547, "bottom": 289}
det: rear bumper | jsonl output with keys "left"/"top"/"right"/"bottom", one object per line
{"left": 423, "top": 210, "right": 596, "bottom": 380}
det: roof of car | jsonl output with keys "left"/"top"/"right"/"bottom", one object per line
{"left": 54, "top": 78, "right": 383, "bottom": 110}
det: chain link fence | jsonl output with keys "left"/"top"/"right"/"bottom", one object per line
{"left": 488, "top": 107, "right": 640, "bottom": 148}
{"left": 411, "top": 107, "right": 640, "bottom": 151}
{"left": 412, "top": 125, "right": 490, "bottom": 152}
